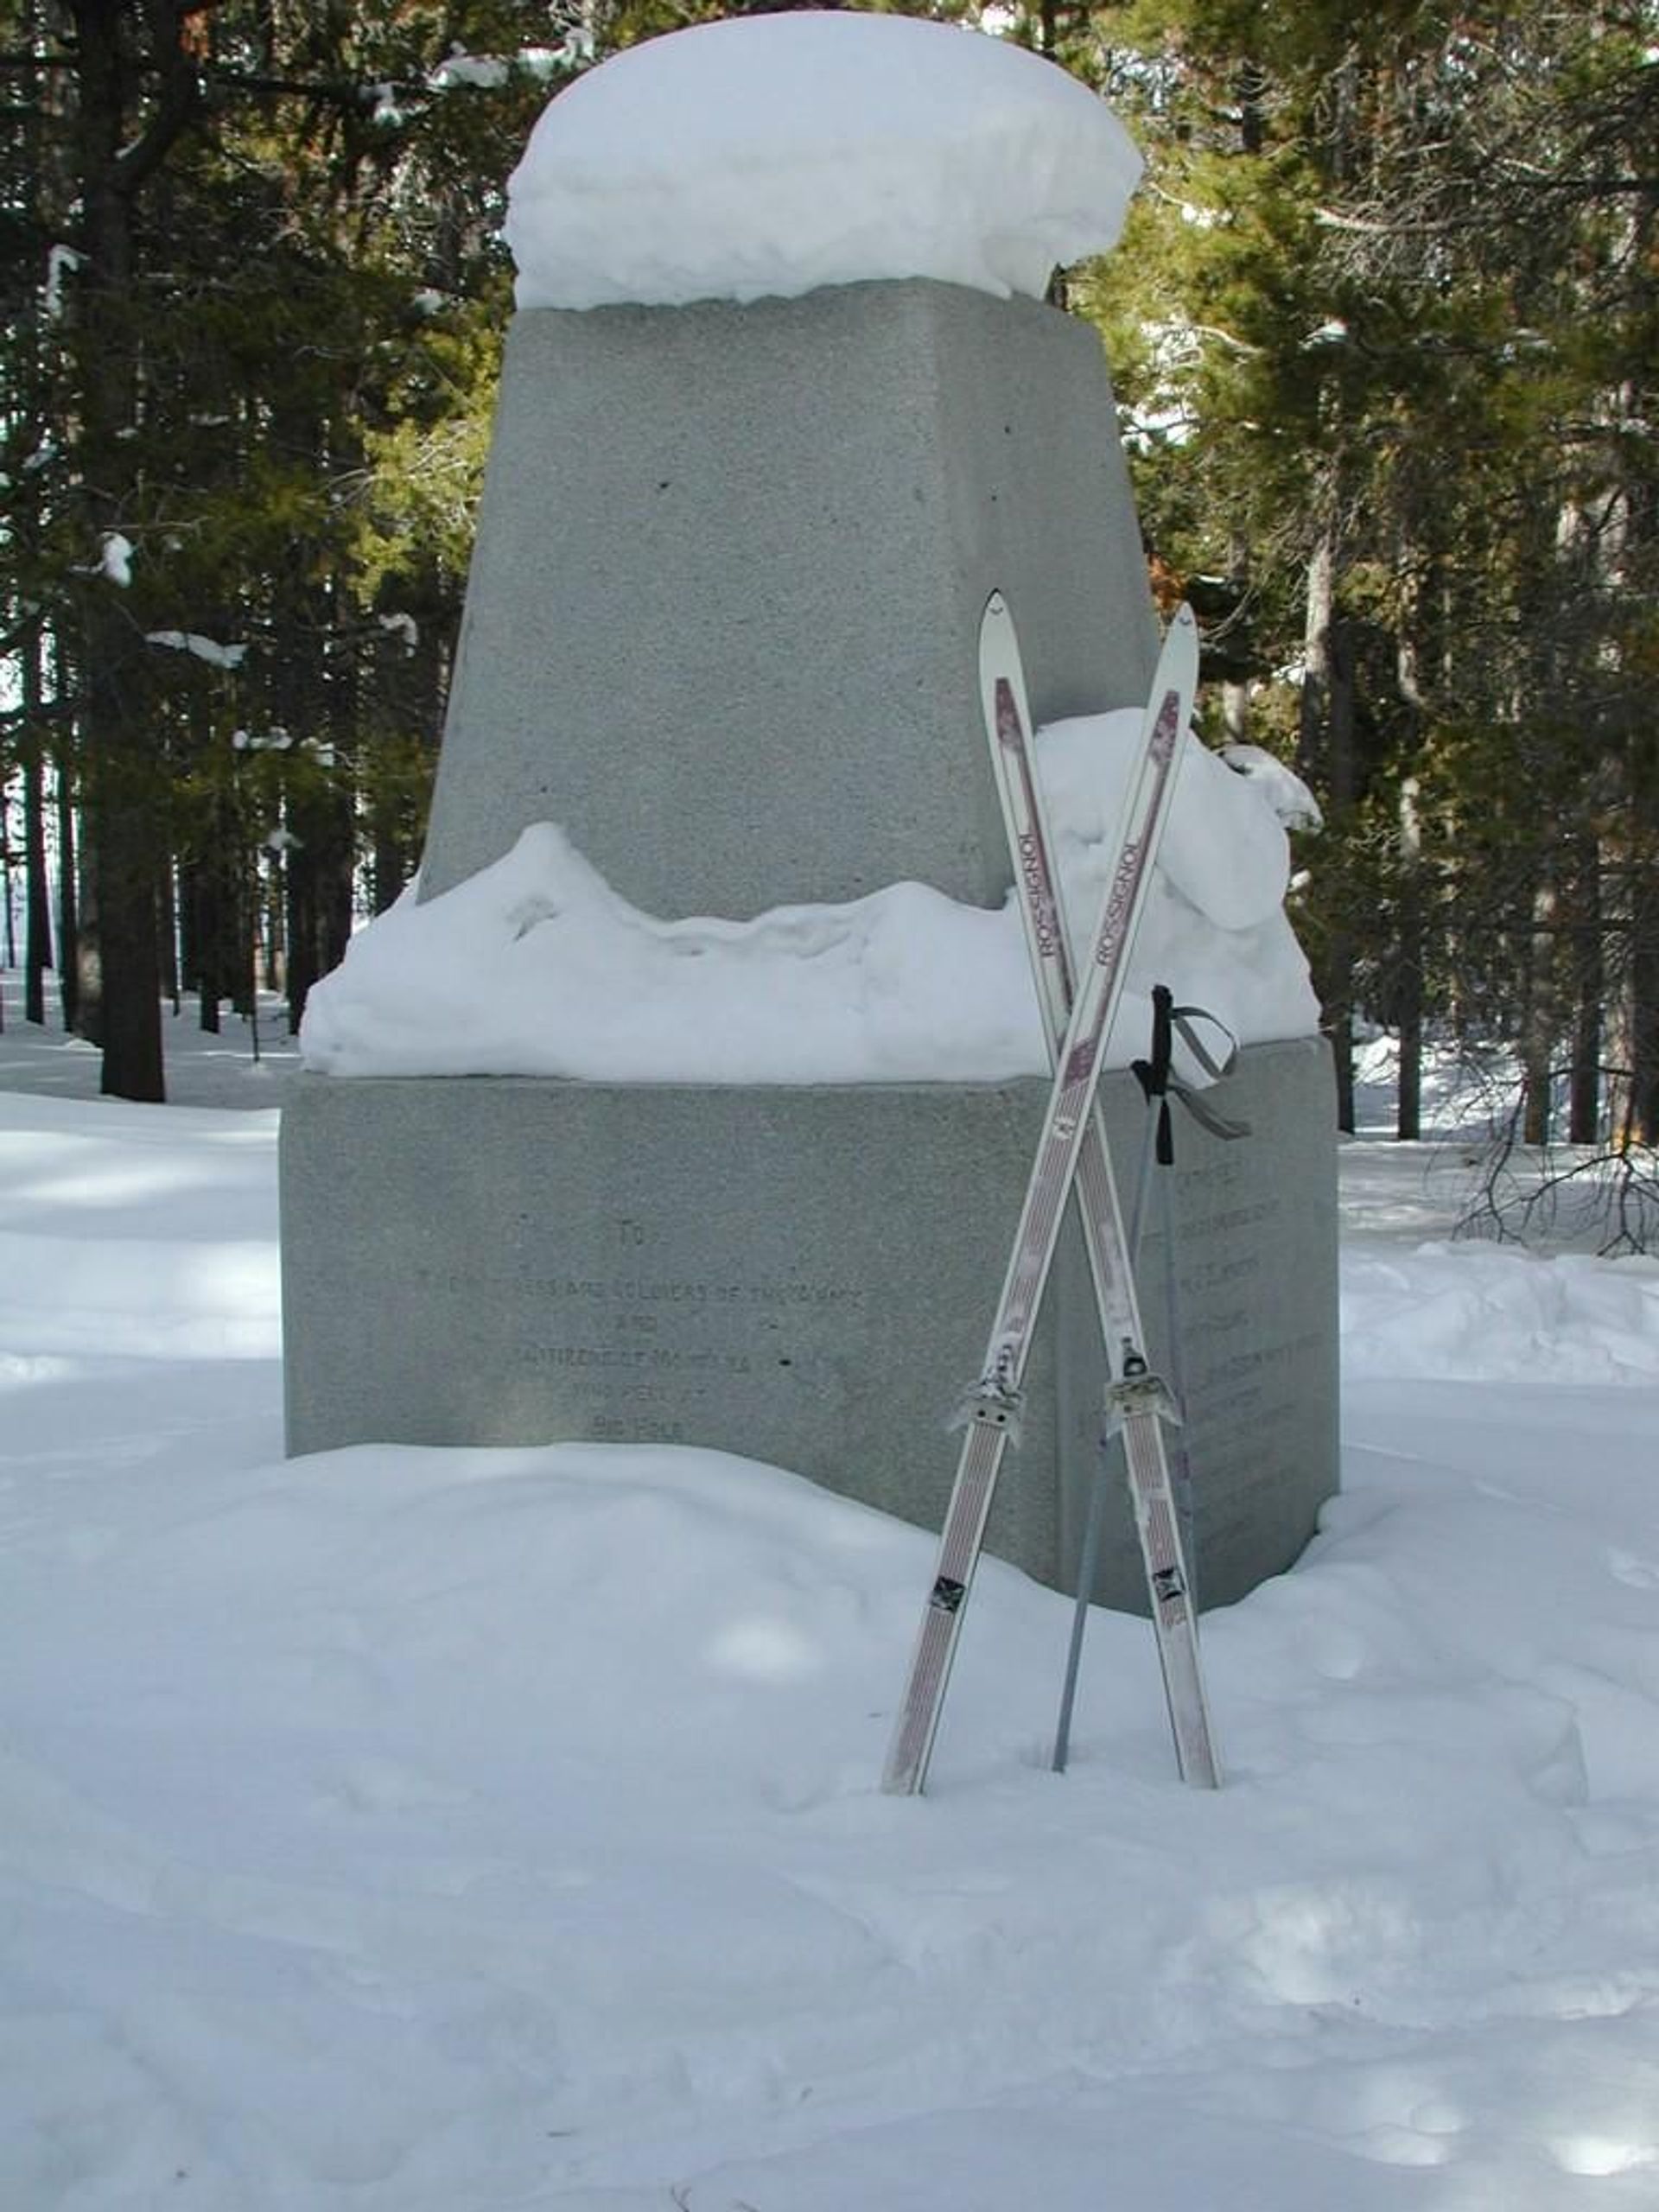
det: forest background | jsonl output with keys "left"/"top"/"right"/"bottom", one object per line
{"left": 2, "top": 1, "right": 1653, "bottom": 1177}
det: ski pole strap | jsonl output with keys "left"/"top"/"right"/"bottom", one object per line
{"left": 1170, "top": 1001, "right": 1239, "bottom": 1088}
{"left": 1131, "top": 988, "right": 1252, "bottom": 1148}
{"left": 1172, "top": 1081, "right": 1251, "bottom": 1145}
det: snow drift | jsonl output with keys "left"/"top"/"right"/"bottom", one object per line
{"left": 299, "top": 715, "right": 1319, "bottom": 1081}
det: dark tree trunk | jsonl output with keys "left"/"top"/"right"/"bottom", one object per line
{"left": 187, "top": 849, "right": 223, "bottom": 1033}
{"left": 1394, "top": 770, "right": 1425, "bottom": 1143}
{"left": 1630, "top": 871, "right": 1659, "bottom": 1147}
{"left": 1522, "top": 873, "right": 1556, "bottom": 1147}
{"left": 1392, "top": 550, "right": 1436, "bottom": 1144}
{"left": 24, "top": 746, "right": 52, "bottom": 1026}
{"left": 158, "top": 859, "right": 179, "bottom": 1012}
{"left": 185, "top": 796, "right": 249, "bottom": 1032}
{"left": 1299, "top": 524, "right": 1357, "bottom": 1131}
{"left": 1567, "top": 836, "right": 1602, "bottom": 1144}
{"left": 284, "top": 785, "right": 354, "bottom": 1029}
{"left": 67, "top": 0, "right": 201, "bottom": 1100}
{"left": 73, "top": 819, "right": 104, "bottom": 1048}
{"left": 57, "top": 761, "right": 79, "bottom": 1034}
{"left": 2, "top": 794, "right": 13, "bottom": 978}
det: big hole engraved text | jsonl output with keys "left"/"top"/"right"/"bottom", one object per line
{"left": 413, "top": 1213, "right": 866, "bottom": 1446}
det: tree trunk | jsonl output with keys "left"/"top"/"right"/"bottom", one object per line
{"left": 284, "top": 790, "right": 355, "bottom": 1029}
{"left": 83, "top": 668, "right": 165, "bottom": 1099}
{"left": 188, "top": 849, "right": 222, "bottom": 1034}
{"left": 66, "top": 0, "right": 201, "bottom": 1100}
{"left": 1395, "top": 779, "right": 1424, "bottom": 1141}
{"left": 1522, "top": 872, "right": 1556, "bottom": 1147}
{"left": 1630, "top": 868, "right": 1659, "bottom": 1147}
{"left": 1325, "top": 618, "right": 1357, "bottom": 1137}
{"left": 73, "top": 821, "right": 104, "bottom": 1048}
{"left": 1299, "top": 523, "right": 1356, "bottom": 1130}
{"left": 186, "top": 796, "right": 248, "bottom": 1032}
{"left": 23, "top": 743, "right": 52, "bottom": 1026}
{"left": 1567, "top": 834, "right": 1602, "bottom": 1144}
{"left": 68, "top": 4, "right": 157, "bottom": 1096}
{"left": 57, "top": 761, "right": 79, "bottom": 1033}
{"left": 2, "top": 791, "right": 14, "bottom": 977}
{"left": 158, "top": 861, "right": 179, "bottom": 1013}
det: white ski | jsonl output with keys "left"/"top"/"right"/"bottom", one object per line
{"left": 978, "top": 591, "right": 1219, "bottom": 1786}
{"left": 881, "top": 600, "right": 1215, "bottom": 1796}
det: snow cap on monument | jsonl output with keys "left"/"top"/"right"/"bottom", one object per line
{"left": 505, "top": 10, "right": 1144, "bottom": 311}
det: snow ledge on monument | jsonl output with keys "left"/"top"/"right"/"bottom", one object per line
{"left": 505, "top": 12, "right": 1144, "bottom": 312}
{"left": 298, "top": 721, "right": 1322, "bottom": 1084}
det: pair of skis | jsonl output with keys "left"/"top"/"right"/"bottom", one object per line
{"left": 880, "top": 594, "right": 1221, "bottom": 1797}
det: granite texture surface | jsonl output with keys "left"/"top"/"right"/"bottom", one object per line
{"left": 281, "top": 1039, "right": 1337, "bottom": 1611}
{"left": 419, "top": 279, "right": 1156, "bottom": 917}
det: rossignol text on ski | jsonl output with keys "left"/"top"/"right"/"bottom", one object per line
{"left": 880, "top": 597, "right": 1219, "bottom": 1796}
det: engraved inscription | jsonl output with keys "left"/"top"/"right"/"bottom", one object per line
{"left": 408, "top": 1246, "right": 865, "bottom": 1446}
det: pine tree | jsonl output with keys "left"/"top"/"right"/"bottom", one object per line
{"left": 4, "top": 0, "right": 587, "bottom": 1089}
{"left": 1060, "top": 0, "right": 1656, "bottom": 1171}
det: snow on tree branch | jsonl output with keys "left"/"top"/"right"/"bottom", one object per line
{"left": 145, "top": 631, "right": 248, "bottom": 669}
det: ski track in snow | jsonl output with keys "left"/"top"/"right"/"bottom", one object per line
{"left": 3, "top": 1018, "right": 1659, "bottom": 2206}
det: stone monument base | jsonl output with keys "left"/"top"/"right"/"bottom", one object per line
{"left": 280, "top": 1039, "right": 1337, "bottom": 1613}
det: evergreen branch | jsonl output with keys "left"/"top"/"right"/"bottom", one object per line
{"left": 1313, "top": 206, "right": 1395, "bottom": 234}
{"left": 111, "top": 4, "right": 210, "bottom": 194}
{"left": 1191, "top": 323, "right": 1263, "bottom": 358}
{"left": 198, "top": 67, "right": 399, "bottom": 110}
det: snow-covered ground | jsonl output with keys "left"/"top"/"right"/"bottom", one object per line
{"left": 5, "top": 972, "right": 1659, "bottom": 2209}
{"left": 16, "top": 19, "right": 1655, "bottom": 2196}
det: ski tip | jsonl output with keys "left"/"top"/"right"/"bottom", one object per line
{"left": 1159, "top": 601, "right": 1201, "bottom": 701}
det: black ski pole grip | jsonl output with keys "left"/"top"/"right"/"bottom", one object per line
{"left": 1150, "top": 985, "right": 1176, "bottom": 1163}
{"left": 1150, "top": 984, "right": 1174, "bottom": 1095}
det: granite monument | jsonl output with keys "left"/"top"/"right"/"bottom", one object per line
{"left": 281, "top": 264, "right": 1338, "bottom": 1617}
